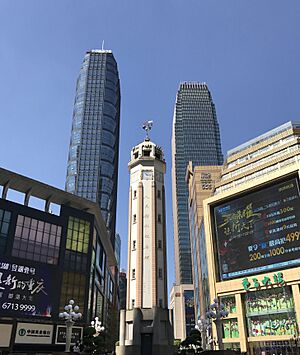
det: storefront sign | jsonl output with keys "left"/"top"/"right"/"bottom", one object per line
{"left": 0, "top": 259, "right": 55, "bottom": 318}
{"left": 0, "top": 323, "right": 13, "bottom": 347}
{"left": 214, "top": 178, "right": 300, "bottom": 280}
{"left": 55, "top": 326, "right": 82, "bottom": 345}
{"left": 242, "top": 272, "right": 285, "bottom": 291}
{"left": 15, "top": 322, "right": 53, "bottom": 344}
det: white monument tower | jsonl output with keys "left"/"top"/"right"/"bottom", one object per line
{"left": 116, "top": 122, "right": 173, "bottom": 355}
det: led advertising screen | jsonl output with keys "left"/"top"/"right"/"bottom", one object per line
{"left": 0, "top": 259, "right": 55, "bottom": 317}
{"left": 213, "top": 177, "right": 300, "bottom": 280}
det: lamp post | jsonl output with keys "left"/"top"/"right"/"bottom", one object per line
{"left": 206, "top": 298, "right": 229, "bottom": 350}
{"left": 195, "top": 316, "right": 211, "bottom": 350}
{"left": 59, "top": 299, "right": 82, "bottom": 352}
{"left": 91, "top": 316, "right": 105, "bottom": 335}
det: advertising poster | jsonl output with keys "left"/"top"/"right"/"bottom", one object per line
{"left": 0, "top": 259, "right": 55, "bottom": 317}
{"left": 213, "top": 177, "right": 300, "bottom": 280}
{"left": 184, "top": 290, "right": 195, "bottom": 336}
{"left": 55, "top": 326, "right": 83, "bottom": 345}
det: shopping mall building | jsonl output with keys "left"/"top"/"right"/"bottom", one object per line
{"left": 191, "top": 122, "right": 300, "bottom": 353}
{"left": 0, "top": 167, "right": 118, "bottom": 353}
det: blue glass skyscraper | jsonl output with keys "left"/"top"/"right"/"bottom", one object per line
{"left": 171, "top": 82, "right": 223, "bottom": 339}
{"left": 172, "top": 82, "right": 223, "bottom": 284}
{"left": 66, "top": 50, "right": 120, "bottom": 247}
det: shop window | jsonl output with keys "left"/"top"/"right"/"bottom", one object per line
{"left": 223, "top": 343, "right": 240, "bottom": 352}
{"left": 244, "top": 287, "right": 297, "bottom": 337}
{"left": 221, "top": 296, "right": 236, "bottom": 313}
{"left": 222, "top": 318, "right": 239, "bottom": 338}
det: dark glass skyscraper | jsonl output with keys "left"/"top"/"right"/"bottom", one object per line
{"left": 172, "top": 82, "right": 223, "bottom": 285}
{"left": 66, "top": 50, "right": 120, "bottom": 247}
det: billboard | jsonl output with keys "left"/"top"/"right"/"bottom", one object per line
{"left": 0, "top": 259, "right": 56, "bottom": 317}
{"left": 213, "top": 177, "right": 300, "bottom": 280}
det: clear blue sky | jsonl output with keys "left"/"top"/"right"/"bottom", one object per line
{"left": 1, "top": 0, "right": 300, "bottom": 293}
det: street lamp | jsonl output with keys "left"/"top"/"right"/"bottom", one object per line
{"left": 91, "top": 316, "right": 105, "bottom": 335}
{"left": 59, "top": 299, "right": 82, "bottom": 352}
{"left": 206, "top": 298, "right": 229, "bottom": 350}
{"left": 195, "top": 316, "right": 211, "bottom": 350}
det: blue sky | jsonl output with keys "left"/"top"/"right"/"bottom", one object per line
{"left": 1, "top": 0, "right": 300, "bottom": 293}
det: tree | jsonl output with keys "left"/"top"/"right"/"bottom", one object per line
{"left": 82, "top": 326, "right": 106, "bottom": 354}
{"left": 177, "top": 329, "right": 203, "bottom": 354}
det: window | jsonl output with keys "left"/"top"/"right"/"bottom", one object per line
{"left": 133, "top": 214, "right": 137, "bottom": 224}
{"left": 59, "top": 271, "right": 86, "bottom": 314}
{"left": 12, "top": 215, "right": 61, "bottom": 265}
{"left": 0, "top": 209, "right": 11, "bottom": 254}
{"left": 132, "top": 299, "right": 135, "bottom": 308}
{"left": 157, "top": 190, "right": 161, "bottom": 199}
{"left": 132, "top": 240, "right": 136, "bottom": 250}
{"left": 66, "top": 217, "right": 90, "bottom": 254}
{"left": 132, "top": 268, "right": 136, "bottom": 279}
{"left": 158, "top": 214, "right": 161, "bottom": 223}
{"left": 158, "top": 268, "right": 163, "bottom": 279}
{"left": 133, "top": 190, "right": 137, "bottom": 199}
{"left": 159, "top": 299, "right": 163, "bottom": 307}
{"left": 158, "top": 240, "right": 162, "bottom": 249}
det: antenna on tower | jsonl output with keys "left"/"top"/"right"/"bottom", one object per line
{"left": 142, "top": 120, "right": 153, "bottom": 140}
{"left": 101, "top": 40, "right": 105, "bottom": 50}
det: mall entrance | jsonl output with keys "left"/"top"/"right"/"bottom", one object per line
{"left": 249, "top": 340, "right": 300, "bottom": 355}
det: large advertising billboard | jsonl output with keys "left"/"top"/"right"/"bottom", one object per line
{"left": 0, "top": 259, "right": 56, "bottom": 317}
{"left": 213, "top": 177, "right": 300, "bottom": 280}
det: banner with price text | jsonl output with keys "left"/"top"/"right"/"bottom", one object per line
{"left": 0, "top": 258, "right": 55, "bottom": 317}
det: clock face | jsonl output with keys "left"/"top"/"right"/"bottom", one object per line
{"left": 142, "top": 170, "right": 153, "bottom": 180}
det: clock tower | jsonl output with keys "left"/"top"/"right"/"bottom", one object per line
{"left": 116, "top": 126, "right": 173, "bottom": 355}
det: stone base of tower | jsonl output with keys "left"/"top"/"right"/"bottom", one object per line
{"left": 116, "top": 307, "right": 174, "bottom": 355}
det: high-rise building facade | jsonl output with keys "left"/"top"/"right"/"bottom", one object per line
{"left": 186, "top": 163, "right": 222, "bottom": 321}
{"left": 117, "top": 136, "right": 173, "bottom": 355}
{"left": 202, "top": 122, "right": 300, "bottom": 353}
{"left": 172, "top": 82, "right": 223, "bottom": 285}
{"left": 66, "top": 49, "right": 120, "bottom": 247}
{"left": 0, "top": 167, "right": 118, "bottom": 353}
{"left": 170, "top": 82, "right": 223, "bottom": 339}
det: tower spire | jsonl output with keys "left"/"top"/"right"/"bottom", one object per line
{"left": 142, "top": 120, "right": 153, "bottom": 140}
